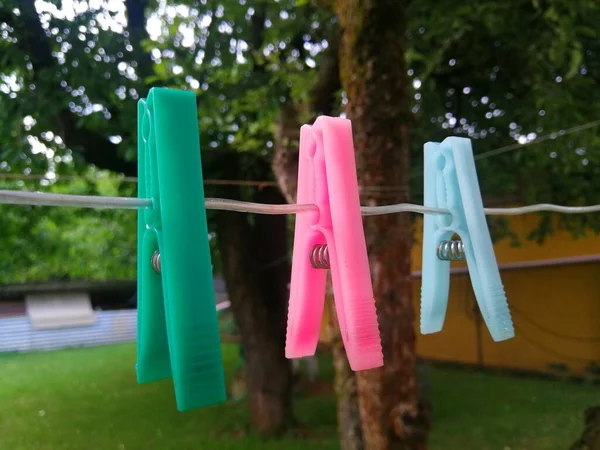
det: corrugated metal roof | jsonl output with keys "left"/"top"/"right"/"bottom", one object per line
{"left": 0, "top": 310, "right": 136, "bottom": 353}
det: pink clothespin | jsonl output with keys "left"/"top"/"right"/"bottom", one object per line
{"left": 285, "top": 116, "right": 383, "bottom": 371}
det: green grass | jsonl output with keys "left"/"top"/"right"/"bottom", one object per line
{"left": 0, "top": 343, "right": 596, "bottom": 450}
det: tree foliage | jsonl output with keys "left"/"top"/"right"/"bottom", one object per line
{"left": 0, "top": 173, "right": 136, "bottom": 283}
{"left": 1, "top": 0, "right": 600, "bottom": 444}
{"left": 406, "top": 0, "right": 600, "bottom": 239}
{"left": 1, "top": 0, "right": 598, "bottom": 266}
{"left": 0, "top": 0, "right": 337, "bottom": 283}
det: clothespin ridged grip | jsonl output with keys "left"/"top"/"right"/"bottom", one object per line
{"left": 136, "top": 88, "right": 226, "bottom": 411}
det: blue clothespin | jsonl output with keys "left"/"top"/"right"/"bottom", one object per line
{"left": 420, "top": 137, "right": 514, "bottom": 342}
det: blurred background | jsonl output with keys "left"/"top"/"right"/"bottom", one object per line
{"left": 1, "top": 0, "right": 600, "bottom": 449}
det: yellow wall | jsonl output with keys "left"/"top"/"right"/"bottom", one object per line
{"left": 320, "top": 213, "right": 600, "bottom": 377}
{"left": 411, "top": 214, "right": 600, "bottom": 376}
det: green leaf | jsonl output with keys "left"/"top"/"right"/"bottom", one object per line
{"left": 565, "top": 44, "right": 583, "bottom": 79}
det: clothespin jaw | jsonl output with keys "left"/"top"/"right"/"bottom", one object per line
{"left": 136, "top": 87, "right": 226, "bottom": 411}
{"left": 421, "top": 137, "right": 514, "bottom": 342}
{"left": 286, "top": 116, "right": 383, "bottom": 371}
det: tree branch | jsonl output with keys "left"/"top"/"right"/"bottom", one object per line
{"left": 310, "top": 30, "right": 341, "bottom": 116}
{"left": 14, "top": 0, "right": 145, "bottom": 176}
{"left": 272, "top": 28, "right": 341, "bottom": 203}
{"left": 272, "top": 100, "right": 301, "bottom": 203}
{"left": 124, "top": 0, "right": 153, "bottom": 80}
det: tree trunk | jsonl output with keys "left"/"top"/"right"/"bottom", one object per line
{"left": 571, "top": 407, "right": 600, "bottom": 450}
{"left": 271, "top": 25, "right": 365, "bottom": 449}
{"left": 272, "top": 101, "right": 301, "bottom": 204}
{"left": 124, "top": 0, "right": 154, "bottom": 80}
{"left": 334, "top": 1, "right": 431, "bottom": 449}
{"left": 214, "top": 154, "right": 294, "bottom": 435}
{"left": 325, "top": 298, "right": 365, "bottom": 450}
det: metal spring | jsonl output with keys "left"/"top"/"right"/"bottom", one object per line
{"left": 437, "top": 240, "right": 466, "bottom": 261}
{"left": 310, "top": 244, "right": 330, "bottom": 269}
{"left": 151, "top": 241, "right": 462, "bottom": 272}
{"left": 151, "top": 250, "right": 161, "bottom": 273}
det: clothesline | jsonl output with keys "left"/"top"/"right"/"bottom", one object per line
{"left": 1, "top": 189, "right": 600, "bottom": 216}
{"left": 474, "top": 119, "right": 600, "bottom": 160}
{"left": 2, "top": 119, "right": 599, "bottom": 186}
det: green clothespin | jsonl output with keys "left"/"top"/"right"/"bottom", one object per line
{"left": 136, "top": 87, "right": 226, "bottom": 411}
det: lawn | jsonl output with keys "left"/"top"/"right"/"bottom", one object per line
{"left": 0, "top": 343, "right": 596, "bottom": 450}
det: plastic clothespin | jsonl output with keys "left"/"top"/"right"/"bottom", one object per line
{"left": 420, "top": 136, "right": 514, "bottom": 342}
{"left": 285, "top": 116, "right": 383, "bottom": 371}
{"left": 136, "top": 87, "right": 226, "bottom": 411}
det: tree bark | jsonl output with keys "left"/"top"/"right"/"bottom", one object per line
{"left": 334, "top": 1, "right": 430, "bottom": 449}
{"left": 571, "top": 407, "right": 600, "bottom": 450}
{"left": 271, "top": 21, "right": 365, "bottom": 450}
{"left": 214, "top": 154, "right": 294, "bottom": 435}
{"left": 272, "top": 101, "right": 301, "bottom": 204}
{"left": 124, "top": 0, "right": 154, "bottom": 80}
{"left": 325, "top": 298, "right": 365, "bottom": 450}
